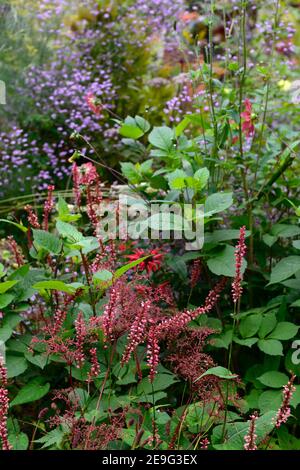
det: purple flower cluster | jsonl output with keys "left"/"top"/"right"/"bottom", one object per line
{"left": 1, "top": 0, "right": 186, "bottom": 194}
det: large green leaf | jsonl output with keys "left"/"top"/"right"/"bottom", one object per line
{"left": 212, "top": 411, "right": 276, "bottom": 450}
{"left": 32, "top": 280, "right": 77, "bottom": 294}
{"left": 0, "top": 280, "right": 19, "bottom": 294}
{"left": 32, "top": 229, "right": 62, "bottom": 254}
{"left": 239, "top": 314, "right": 262, "bottom": 338}
{"left": 11, "top": 378, "right": 50, "bottom": 406}
{"left": 148, "top": 126, "right": 174, "bottom": 151}
{"left": 257, "top": 339, "right": 283, "bottom": 356}
{"left": 56, "top": 220, "right": 83, "bottom": 243}
{"left": 196, "top": 366, "right": 237, "bottom": 381}
{"left": 207, "top": 245, "right": 247, "bottom": 277}
{"left": 257, "top": 371, "right": 289, "bottom": 388}
{"left": 204, "top": 192, "right": 233, "bottom": 216}
{"left": 268, "top": 256, "right": 300, "bottom": 285}
{"left": 6, "top": 355, "right": 28, "bottom": 378}
{"left": 268, "top": 322, "right": 299, "bottom": 340}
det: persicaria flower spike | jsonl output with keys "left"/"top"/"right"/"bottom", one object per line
{"left": 241, "top": 99, "right": 255, "bottom": 137}
{"left": 275, "top": 374, "right": 296, "bottom": 428}
{"left": 244, "top": 413, "right": 258, "bottom": 450}
{"left": 43, "top": 185, "right": 55, "bottom": 231}
{"left": 232, "top": 226, "right": 247, "bottom": 304}
{"left": 0, "top": 358, "right": 12, "bottom": 450}
{"left": 121, "top": 301, "right": 151, "bottom": 365}
{"left": 75, "top": 312, "right": 87, "bottom": 368}
{"left": 87, "top": 348, "right": 100, "bottom": 381}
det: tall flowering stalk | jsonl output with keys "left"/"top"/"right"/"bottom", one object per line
{"left": 0, "top": 359, "right": 11, "bottom": 450}
{"left": 147, "top": 278, "right": 227, "bottom": 381}
{"left": 244, "top": 413, "right": 258, "bottom": 451}
{"left": 232, "top": 226, "right": 247, "bottom": 305}
{"left": 121, "top": 301, "right": 151, "bottom": 366}
{"left": 43, "top": 185, "right": 55, "bottom": 231}
{"left": 275, "top": 375, "right": 296, "bottom": 428}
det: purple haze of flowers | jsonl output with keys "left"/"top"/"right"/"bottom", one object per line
{"left": 0, "top": 0, "right": 186, "bottom": 195}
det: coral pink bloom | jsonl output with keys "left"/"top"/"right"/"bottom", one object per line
{"left": 241, "top": 99, "right": 255, "bottom": 137}
{"left": 127, "top": 248, "right": 163, "bottom": 274}
{"left": 78, "top": 162, "right": 98, "bottom": 185}
{"left": 85, "top": 92, "right": 102, "bottom": 115}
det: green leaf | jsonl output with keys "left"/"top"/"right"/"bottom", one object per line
{"left": 32, "top": 280, "right": 77, "bottom": 294}
{"left": 268, "top": 322, "right": 299, "bottom": 340}
{"left": 119, "top": 115, "right": 150, "bottom": 139}
{"left": 257, "top": 371, "right": 289, "bottom": 388}
{"left": 0, "top": 280, "right": 19, "bottom": 294}
{"left": 8, "top": 432, "right": 29, "bottom": 450}
{"left": 119, "top": 124, "right": 144, "bottom": 139}
{"left": 57, "top": 196, "right": 81, "bottom": 222}
{"left": 239, "top": 314, "right": 262, "bottom": 338}
{"left": 263, "top": 234, "right": 278, "bottom": 247}
{"left": 233, "top": 337, "right": 258, "bottom": 347}
{"left": 207, "top": 245, "right": 247, "bottom": 277}
{"left": 291, "top": 299, "right": 300, "bottom": 307}
{"left": 204, "top": 229, "right": 250, "bottom": 245}
{"left": 11, "top": 378, "right": 50, "bottom": 406}
{"left": 293, "top": 240, "right": 300, "bottom": 250}
{"left": 0, "top": 219, "right": 28, "bottom": 233}
{"left": 271, "top": 224, "right": 300, "bottom": 238}
{"left": 0, "top": 324, "right": 13, "bottom": 341}
{"left": 24, "top": 352, "right": 48, "bottom": 369}
{"left": 258, "top": 390, "right": 282, "bottom": 414}
{"left": 56, "top": 220, "right": 83, "bottom": 243}
{"left": 32, "top": 229, "right": 62, "bottom": 254}
{"left": 194, "top": 167, "right": 210, "bottom": 191}
{"left": 257, "top": 339, "right": 283, "bottom": 356}
{"left": 120, "top": 162, "right": 141, "bottom": 184}
{"left": 0, "top": 293, "right": 14, "bottom": 309}
{"left": 258, "top": 311, "right": 277, "bottom": 338}
{"left": 6, "top": 355, "right": 28, "bottom": 378}
{"left": 268, "top": 256, "right": 300, "bottom": 285}
{"left": 167, "top": 169, "right": 187, "bottom": 190}
{"left": 93, "top": 270, "right": 113, "bottom": 285}
{"left": 175, "top": 117, "right": 190, "bottom": 137}
{"left": 204, "top": 192, "right": 233, "bottom": 216}
{"left": 114, "top": 256, "right": 149, "bottom": 280}
{"left": 212, "top": 411, "right": 276, "bottom": 450}
{"left": 148, "top": 126, "right": 174, "bottom": 151}
{"left": 35, "top": 427, "right": 65, "bottom": 449}
{"left": 196, "top": 366, "right": 237, "bottom": 381}
{"left": 136, "top": 373, "right": 178, "bottom": 396}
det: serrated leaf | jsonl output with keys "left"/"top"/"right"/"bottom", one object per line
{"left": 56, "top": 220, "right": 83, "bottom": 243}
{"left": 32, "top": 229, "right": 62, "bottom": 254}
{"left": 148, "top": 126, "right": 174, "bottom": 151}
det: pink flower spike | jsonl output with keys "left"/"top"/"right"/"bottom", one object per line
{"left": 232, "top": 226, "right": 247, "bottom": 304}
